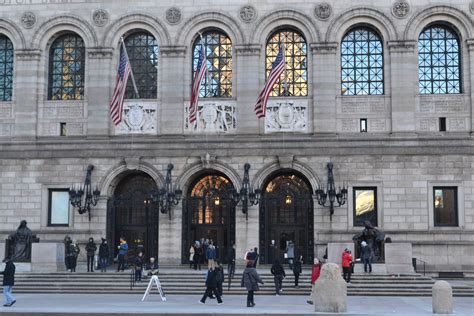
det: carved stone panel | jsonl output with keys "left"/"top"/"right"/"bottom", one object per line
{"left": 41, "top": 103, "right": 84, "bottom": 119}
{"left": 184, "top": 101, "right": 236, "bottom": 133}
{"left": 392, "top": 1, "right": 410, "bottom": 18}
{"left": 369, "top": 119, "right": 387, "bottom": 132}
{"left": 166, "top": 7, "right": 182, "bottom": 25}
{"left": 340, "top": 118, "right": 358, "bottom": 132}
{"left": 419, "top": 95, "right": 467, "bottom": 113}
{"left": 418, "top": 118, "right": 438, "bottom": 132}
{"left": 264, "top": 99, "right": 308, "bottom": 133}
{"left": 20, "top": 11, "right": 36, "bottom": 29}
{"left": 341, "top": 97, "right": 387, "bottom": 113}
{"left": 0, "top": 104, "right": 12, "bottom": 119}
{"left": 314, "top": 2, "right": 332, "bottom": 20}
{"left": 92, "top": 9, "right": 109, "bottom": 27}
{"left": 239, "top": 5, "right": 257, "bottom": 23}
{"left": 448, "top": 118, "right": 467, "bottom": 131}
{"left": 115, "top": 101, "right": 157, "bottom": 135}
{"left": 0, "top": 124, "right": 12, "bottom": 137}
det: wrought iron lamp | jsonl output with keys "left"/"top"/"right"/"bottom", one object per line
{"left": 150, "top": 164, "right": 182, "bottom": 220}
{"left": 232, "top": 163, "right": 261, "bottom": 220}
{"left": 315, "top": 162, "right": 348, "bottom": 221}
{"left": 69, "top": 165, "right": 100, "bottom": 221}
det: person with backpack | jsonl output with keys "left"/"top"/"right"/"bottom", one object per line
{"left": 270, "top": 259, "right": 285, "bottom": 296}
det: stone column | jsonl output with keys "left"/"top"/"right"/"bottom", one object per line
{"left": 159, "top": 46, "right": 186, "bottom": 135}
{"left": 13, "top": 49, "right": 41, "bottom": 139}
{"left": 86, "top": 47, "right": 113, "bottom": 137}
{"left": 388, "top": 41, "right": 417, "bottom": 134}
{"left": 235, "top": 44, "right": 261, "bottom": 134}
{"left": 311, "top": 42, "right": 338, "bottom": 134}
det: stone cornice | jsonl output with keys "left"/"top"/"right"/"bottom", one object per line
{"left": 387, "top": 40, "right": 417, "bottom": 52}
{"left": 310, "top": 42, "right": 338, "bottom": 54}
{"left": 234, "top": 44, "right": 261, "bottom": 56}
{"left": 87, "top": 47, "right": 114, "bottom": 59}
{"left": 14, "top": 49, "right": 41, "bottom": 61}
{"left": 160, "top": 46, "right": 186, "bottom": 57}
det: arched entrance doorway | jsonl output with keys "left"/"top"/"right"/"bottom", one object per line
{"left": 259, "top": 172, "right": 314, "bottom": 264}
{"left": 182, "top": 173, "right": 236, "bottom": 264}
{"left": 106, "top": 172, "right": 159, "bottom": 261}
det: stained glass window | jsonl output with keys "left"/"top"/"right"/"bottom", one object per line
{"left": 418, "top": 25, "right": 461, "bottom": 94}
{"left": 266, "top": 29, "right": 308, "bottom": 96}
{"left": 124, "top": 32, "right": 158, "bottom": 99}
{"left": 0, "top": 35, "right": 13, "bottom": 102}
{"left": 48, "top": 33, "right": 85, "bottom": 100}
{"left": 341, "top": 28, "right": 384, "bottom": 95}
{"left": 192, "top": 31, "right": 232, "bottom": 98}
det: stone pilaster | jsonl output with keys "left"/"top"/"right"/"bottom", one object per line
{"left": 467, "top": 39, "right": 474, "bottom": 133}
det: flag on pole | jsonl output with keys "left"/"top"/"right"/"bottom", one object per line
{"left": 189, "top": 43, "right": 207, "bottom": 124}
{"left": 109, "top": 42, "right": 131, "bottom": 126}
{"left": 254, "top": 44, "right": 286, "bottom": 118}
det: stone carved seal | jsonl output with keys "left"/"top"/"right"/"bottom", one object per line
{"left": 92, "top": 9, "right": 109, "bottom": 27}
{"left": 392, "top": 1, "right": 410, "bottom": 18}
{"left": 314, "top": 2, "right": 332, "bottom": 20}
{"left": 20, "top": 11, "right": 36, "bottom": 29}
{"left": 239, "top": 5, "right": 257, "bottom": 23}
{"left": 166, "top": 7, "right": 182, "bottom": 24}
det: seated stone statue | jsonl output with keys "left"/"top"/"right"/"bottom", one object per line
{"left": 352, "top": 220, "right": 385, "bottom": 262}
{"left": 8, "top": 220, "right": 37, "bottom": 262}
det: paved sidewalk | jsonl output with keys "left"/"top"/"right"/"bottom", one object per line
{"left": 0, "top": 293, "right": 472, "bottom": 315}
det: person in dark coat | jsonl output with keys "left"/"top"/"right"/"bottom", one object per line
{"left": 293, "top": 255, "right": 303, "bottom": 288}
{"left": 98, "top": 238, "right": 109, "bottom": 272}
{"left": 85, "top": 237, "right": 97, "bottom": 272}
{"left": 360, "top": 241, "right": 373, "bottom": 273}
{"left": 64, "top": 236, "right": 72, "bottom": 271}
{"left": 215, "top": 260, "right": 224, "bottom": 297}
{"left": 134, "top": 252, "right": 144, "bottom": 282}
{"left": 70, "top": 240, "right": 80, "bottom": 272}
{"left": 199, "top": 268, "right": 223, "bottom": 304}
{"left": 270, "top": 259, "right": 285, "bottom": 295}
{"left": 241, "top": 259, "right": 264, "bottom": 307}
{"left": 193, "top": 242, "right": 203, "bottom": 271}
{"left": 0, "top": 257, "right": 16, "bottom": 307}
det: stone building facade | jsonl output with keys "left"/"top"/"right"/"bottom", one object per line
{"left": 0, "top": 0, "right": 473, "bottom": 272}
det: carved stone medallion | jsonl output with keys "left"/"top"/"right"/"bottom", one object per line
{"left": 392, "top": 1, "right": 410, "bottom": 18}
{"left": 92, "top": 9, "right": 109, "bottom": 27}
{"left": 166, "top": 7, "right": 182, "bottom": 25}
{"left": 314, "top": 2, "right": 332, "bottom": 20}
{"left": 239, "top": 5, "right": 257, "bottom": 23}
{"left": 20, "top": 12, "right": 36, "bottom": 29}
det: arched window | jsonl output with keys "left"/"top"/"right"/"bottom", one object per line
{"left": 266, "top": 29, "right": 308, "bottom": 96}
{"left": 192, "top": 30, "right": 232, "bottom": 98}
{"left": 123, "top": 32, "right": 158, "bottom": 99}
{"left": 341, "top": 27, "right": 384, "bottom": 96}
{"left": 418, "top": 24, "right": 461, "bottom": 94}
{"left": 0, "top": 35, "right": 13, "bottom": 101}
{"left": 48, "top": 33, "right": 85, "bottom": 100}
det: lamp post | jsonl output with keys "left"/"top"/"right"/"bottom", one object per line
{"left": 150, "top": 164, "right": 182, "bottom": 220}
{"left": 232, "top": 163, "right": 261, "bottom": 220}
{"left": 69, "top": 164, "right": 100, "bottom": 221}
{"left": 315, "top": 162, "right": 348, "bottom": 221}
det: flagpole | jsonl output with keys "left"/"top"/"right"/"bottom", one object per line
{"left": 120, "top": 37, "right": 140, "bottom": 99}
{"left": 281, "top": 34, "right": 288, "bottom": 96}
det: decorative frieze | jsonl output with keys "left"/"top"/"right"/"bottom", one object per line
{"left": 41, "top": 103, "right": 84, "bottom": 119}
{"left": 314, "top": 2, "right": 332, "bottom": 20}
{"left": 418, "top": 118, "right": 438, "bottom": 132}
{"left": 239, "top": 5, "right": 257, "bottom": 23}
{"left": 115, "top": 101, "right": 157, "bottom": 135}
{"left": 92, "top": 9, "right": 109, "bottom": 27}
{"left": 0, "top": 104, "right": 12, "bottom": 120}
{"left": 340, "top": 118, "right": 358, "bottom": 132}
{"left": 160, "top": 46, "right": 186, "bottom": 57}
{"left": 264, "top": 99, "right": 308, "bottom": 133}
{"left": 448, "top": 118, "right": 466, "bottom": 131}
{"left": 14, "top": 49, "right": 41, "bottom": 61}
{"left": 87, "top": 47, "right": 114, "bottom": 59}
{"left": 20, "top": 11, "right": 36, "bottom": 28}
{"left": 392, "top": 1, "right": 410, "bottom": 18}
{"left": 184, "top": 101, "right": 236, "bottom": 133}
{"left": 369, "top": 119, "right": 387, "bottom": 132}
{"left": 341, "top": 97, "right": 386, "bottom": 113}
{"left": 165, "top": 7, "right": 182, "bottom": 25}
{"left": 0, "top": 124, "right": 12, "bottom": 137}
{"left": 234, "top": 44, "right": 261, "bottom": 56}
{"left": 310, "top": 42, "right": 338, "bottom": 54}
{"left": 419, "top": 95, "right": 466, "bottom": 113}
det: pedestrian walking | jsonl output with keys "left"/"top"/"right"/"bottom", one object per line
{"left": 85, "top": 237, "right": 97, "bottom": 272}
{"left": 116, "top": 237, "right": 128, "bottom": 272}
{"left": 199, "top": 268, "right": 223, "bottom": 305}
{"left": 306, "top": 257, "right": 322, "bottom": 305}
{"left": 241, "top": 259, "right": 264, "bottom": 307}
{"left": 215, "top": 260, "right": 224, "bottom": 297}
{"left": 342, "top": 248, "right": 353, "bottom": 283}
{"left": 270, "top": 259, "right": 285, "bottom": 295}
{"left": 360, "top": 241, "right": 373, "bottom": 273}
{"left": 293, "top": 255, "right": 303, "bottom": 288}
{"left": 189, "top": 244, "right": 195, "bottom": 269}
{"left": 134, "top": 252, "right": 144, "bottom": 282}
{"left": 98, "top": 238, "right": 109, "bottom": 272}
{"left": 0, "top": 257, "right": 16, "bottom": 307}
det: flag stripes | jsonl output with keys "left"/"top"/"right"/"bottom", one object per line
{"left": 189, "top": 44, "right": 207, "bottom": 124}
{"left": 109, "top": 42, "right": 131, "bottom": 126}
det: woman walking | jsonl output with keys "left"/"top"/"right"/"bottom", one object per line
{"left": 306, "top": 258, "right": 323, "bottom": 305}
{"left": 270, "top": 259, "right": 285, "bottom": 295}
{"left": 241, "top": 259, "right": 264, "bottom": 307}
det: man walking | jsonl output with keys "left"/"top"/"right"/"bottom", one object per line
{"left": 0, "top": 257, "right": 16, "bottom": 307}
{"left": 360, "top": 241, "right": 373, "bottom": 273}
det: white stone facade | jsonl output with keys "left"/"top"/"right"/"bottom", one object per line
{"left": 0, "top": 0, "right": 473, "bottom": 272}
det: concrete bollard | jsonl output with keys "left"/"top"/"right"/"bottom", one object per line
{"left": 432, "top": 280, "right": 453, "bottom": 314}
{"left": 312, "top": 262, "right": 347, "bottom": 313}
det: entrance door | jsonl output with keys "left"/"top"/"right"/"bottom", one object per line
{"left": 260, "top": 173, "right": 314, "bottom": 264}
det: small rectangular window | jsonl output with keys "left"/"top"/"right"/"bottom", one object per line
{"left": 60, "top": 123, "right": 67, "bottom": 136}
{"left": 360, "top": 118, "right": 367, "bottom": 132}
{"left": 48, "top": 189, "right": 70, "bottom": 226}
{"left": 433, "top": 187, "right": 458, "bottom": 226}
{"left": 439, "top": 117, "right": 446, "bottom": 132}
{"left": 353, "top": 187, "right": 377, "bottom": 227}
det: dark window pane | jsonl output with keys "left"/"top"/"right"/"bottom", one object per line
{"left": 341, "top": 28, "right": 384, "bottom": 96}
{"left": 48, "top": 34, "right": 85, "bottom": 100}
{"left": 353, "top": 187, "right": 378, "bottom": 227}
{"left": 124, "top": 32, "right": 158, "bottom": 99}
{"left": 418, "top": 25, "right": 461, "bottom": 94}
{"left": 192, "top": 31, "right": 232, "bottom": 98}
{"left": 434, "top": 187, "right": 458, "bottom": 226}
{"left": 0, "top": 35, "right": 14, "bottom": 101}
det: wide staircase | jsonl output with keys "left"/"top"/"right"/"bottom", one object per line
{"left": 12, "top": 265, "right": 474, "bottom": 297}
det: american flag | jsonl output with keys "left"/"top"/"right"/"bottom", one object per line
{"left": 189, "top": 43, "right": 207, "bottom": 124}
{"left": 254, "top": 44, "right": 286, "bottom": 118}
{"left": 109, "top": 42, "right": 131, "bottom": 126}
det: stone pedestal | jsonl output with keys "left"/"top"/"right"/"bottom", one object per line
{"left": 432, "top": 280, "right": 453, "bottom": 314}
{"left": 385, "top": 243, "right": 415, "bottom": 274}
{"left": 31, "top": 243, "right": 65, "bottom": 272}
{"left": 327, "top": 242, "right": 354, "bottom": 269}
{"left": 312, "top": 262, "right": 347, "bottom": 312}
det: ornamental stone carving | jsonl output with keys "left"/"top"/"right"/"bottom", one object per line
{"left": 166, "top": 7, "right": 182, "bottom": 25}
{"left": 185, "top": 101, "right": 236, "bottom": 133}
{"left": 314, "top": 3, "right": 332, "bottom": 21}
{"left": 92, "top": 9, "right": 109, "bottom": 27}
{"left": 239, "top": 5, "right": 257, "bottom": 23}
{"left": 115, "top": 102, "right": 157, "bottom": 135}
{"left": 392, "top": 1, "right": 410, "bottom": 18}
{"left": 20, "top": 11, "right": 36, "bottom": 29}
{"left": 265, "top": 99, "right": 308, "bottom": 133}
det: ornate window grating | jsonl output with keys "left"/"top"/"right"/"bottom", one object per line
{"left": 0, "top": 35, "right": 13, "bottom": 102}
{"left": 48, "top": 33, "right": 85, "bottom": 100}
{"left": 192, "top": 31, "right": 232, "bottom": 98}
{"left": 418, "top": 25, "right": 461, "bottom": 94}
{"left": 341, "top": 27, "right": 384, "bottom": 96}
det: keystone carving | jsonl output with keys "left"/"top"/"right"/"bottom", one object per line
{"left": 392, "top": 1, "right": 410, "bottom": 18}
